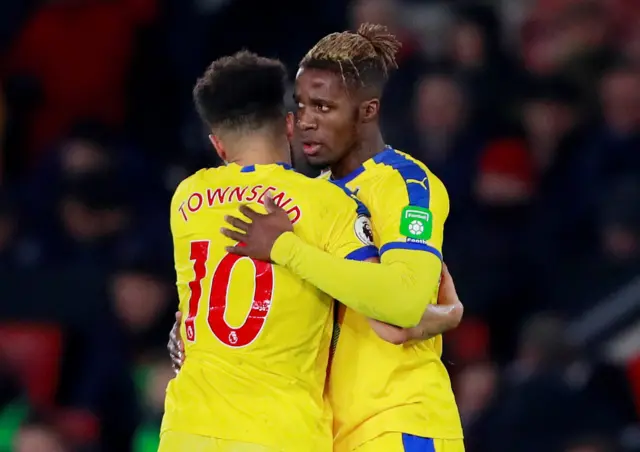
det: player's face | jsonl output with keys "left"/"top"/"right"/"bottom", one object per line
{"left": 294, "top": 67, "right": 360, "bottom": 169}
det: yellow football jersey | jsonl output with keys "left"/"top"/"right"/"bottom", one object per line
{"left": 161, "top": 162, "right": 377, "bottom": 451}
{"left": 326, "top": 148, "right": 463, "bottom": 451}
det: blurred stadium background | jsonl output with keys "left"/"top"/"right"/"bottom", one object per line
{"left": 0, "top": 0, "right": 639, "bottom": 451}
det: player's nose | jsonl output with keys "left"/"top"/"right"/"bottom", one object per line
{"left": 296, "top": 118, "right": 317, "bottom": 131}
{"left": 295, "top": 107, "right": 317, "bottom": 131}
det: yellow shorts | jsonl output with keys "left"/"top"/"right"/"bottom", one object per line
{"left": 158, "top": 430, "right": 281, "bottom": 452}
{"left": 353, "top": 433, "right": 465, "bottom": 452}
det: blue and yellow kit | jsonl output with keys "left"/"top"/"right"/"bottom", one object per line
{"left": 271, "top": 148, "right": 464, "bottom": 452}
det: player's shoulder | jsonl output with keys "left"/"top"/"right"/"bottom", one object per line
{"left": 172, "top": 168, "right": 203, "bottom": 199}
{"left": 274, "top": 171, "right": 364, "bottom": 228}
{"left": 368, "top": 148, "right": 430, "bottom": 182}
{"left": 367, "top": 147, "right": 446, "bottom": 199}
{"left": 309, "top": 171, "right": 371, "bottom": 217}
{"left": 290, "top": 170, "right": 353, "bottom": 203}
{"left": 172, "top": 167, "right": 219, "bottom": 200}
{"left": 356, "top": 148, "right": 449, "bottom": 214}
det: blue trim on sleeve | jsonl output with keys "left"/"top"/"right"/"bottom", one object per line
{"left": 373, "top": 148, "right": 430, "bottom": 208}
{"left": 379, "top": 241, "right": 442, "bottom": 260}
{"left": 345, "top": 245, "right": 378, "bottom": 261}
{"left": 402, "top": 434, "right": 436, "bottom": 452}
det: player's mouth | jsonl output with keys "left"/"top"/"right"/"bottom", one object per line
{"left": 301, "top": 141, "right": 323, "bottom": 156}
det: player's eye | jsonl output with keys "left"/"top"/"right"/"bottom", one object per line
{"left": 315, "top": 104, "right": 330, "bottom": 113}
{"left": 297, "top": 102, "right": 304, "bottom": 109}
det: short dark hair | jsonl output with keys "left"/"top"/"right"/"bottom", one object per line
{"left": 300, "top": 23, "right": 401, "bottom": 93}
{"left": 193, "top": 51, "right": 288, "bottom": 131}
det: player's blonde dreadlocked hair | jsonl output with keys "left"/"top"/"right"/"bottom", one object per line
{"left": 300, "top": 23, "right": 402, "bottom": 91}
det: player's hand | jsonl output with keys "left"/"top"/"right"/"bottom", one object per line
{"left": 221, "top": 195, "right": 293, "bottom": 261}
{"left": 406, "top": 263, "right": 463, "bottom": 340}
{"left": 168, "top": 311, "right": 185, "bottom": 375}
{"left": 367, "top": 319, "right": 412, "bottom": 345}
{"left": 368, "top": 264, "right": 464, "bottom": 344}
{"left": 436, "top": 264, "right": 460, "bottom": 307}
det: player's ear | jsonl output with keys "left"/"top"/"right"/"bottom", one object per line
{"left": 360, "top": 98, "right": 380, "bottom": 123}
{"left": 285, "top": 112, "right": 295, "bottom": 141}
{"left": 209, "top": 134, "right": 227, "bottom": 162}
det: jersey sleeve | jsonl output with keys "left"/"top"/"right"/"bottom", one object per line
{"left": 367, "top": 166, "right": 447, "bottom": 314}
{"left": 322, "top": 187, "right": 378, "bottom": 262}
{"left": 269, "top": 159, "right": 447, "bottom": 328}
{"left": 372, "top": 164, "right": 448, "bottom": 260}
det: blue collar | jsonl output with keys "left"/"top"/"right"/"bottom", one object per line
{"left": 240, "top": 162, "right": 293, "bottom": 173}
{"left": 330, "top": 146, "right": 394, "bottom": 186}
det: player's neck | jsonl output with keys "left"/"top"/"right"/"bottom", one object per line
{"left": 226, "top": 137, "right": 291, "bottom": 167}
{"left": 330, "top": 130, "right": 386, "bottom": 179}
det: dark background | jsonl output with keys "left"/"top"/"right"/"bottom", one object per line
{"left": 0, "top": 0, "right": 639, "bottom": 451}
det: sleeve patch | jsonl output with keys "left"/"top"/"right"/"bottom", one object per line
{"left": 399, "top": 205, "right": 433, "bottom": 241}
{"left": 355, "top": 215, "right": 375, "bottom": 246}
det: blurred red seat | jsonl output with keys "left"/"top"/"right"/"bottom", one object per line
{"left": 53, "top": 408, "right": 100, "bottom": 445}
{"left": 446, "top": 318, "right": 490, "bottom": 364}
{"left": 627, "top": 353, "right": 640, "bottom": 419}
{"left": 0, "top": 323, "right": 63, "bottom": 409}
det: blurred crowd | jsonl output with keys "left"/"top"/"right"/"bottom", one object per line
{"left": 0, "top": 0, "right": 639, "bottom": 451}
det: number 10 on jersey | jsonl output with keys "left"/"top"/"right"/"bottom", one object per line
{"left": 184, "top": 240, "right": 274, "bottom": 347}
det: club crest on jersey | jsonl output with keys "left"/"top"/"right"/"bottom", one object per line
{"left": 399, "top": 205, "right": 433, "bottom": 240}
{"left": 355, "top": 215, "right": 375, "bottom": 246}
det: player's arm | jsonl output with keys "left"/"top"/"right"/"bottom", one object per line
{"left": 167, "top": 189, "right": 377, "bottom": 372}
{"left": 318, "top": 191, "right": 380, "bottom": 264}
{"left": 368, "top": 263, "right": 463, "bottom": 344}
{"left": 223, "top": 175, "right": 444, "bottom": 328}
{"left": 167, "top": 179, "right": 189, "bottom": 373}
{"left": 168, "top": 312, "right": 184, "bottom": 374}
{"left": 272, "top": 174, "right": 444, "bottom": 328}
{"left": 313, "top": 170, "right": 462, "bottom": 342}
{"left": 369, "top": 171, "right": 464, "bottom": 337}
